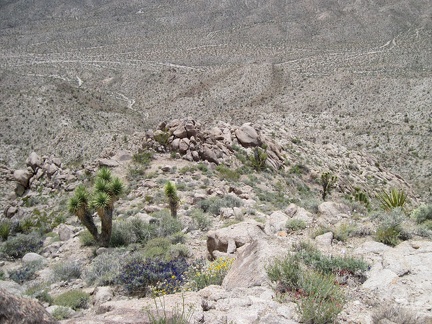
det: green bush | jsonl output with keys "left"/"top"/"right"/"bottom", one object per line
{"left": 299, "top": 271, "right": 344, "bottom": 324}
{"left": 411, "top": 204, "right": 432, "bottom": 224}
{"left": 53, "top": 290, "right": 89, "bottom": 310}
{"left": 185, "top": 257, "right": 234, "bottom": 291}
{"left": 266, "top": 255, "right": 302, "bottom": 292}
{"left": 51, "top": 306, "right": 72, "bottom": 320}
{"left": 85, "top": 250, "right": 124, "bottom": 286}
{"left": 373, "top": 208, "right": 409, "bottom": 247}
{"left": 190, "top": 209, "right": 212, "bottom": 231}
{"left": 133, "top": 151, "right": 154, "bottom": 166}
{"left": 285, "top": 219, "right": 307, "bottom": 232}
{"left": 0, "top": 232, "right": 44, "bottom": 258}
{"left": 79, "top": 230, "right": 97, "bottom": 246}
{"left": 198, "top": 195, "right": 242, "bottom": 215}
{"left": 215, "top": 164, "right": 241, "bottom": 182}
{"left": 25, "top": 284, "right": 53, "bottom": 304}
{"left": 249, "top": 146, "right": 268, "bottom": 172}
{"left": 154, "top": 211, "right": 183, "bottom": 237}
{"left": 52, "top": 261, "right": 82, "bottom": 282}
{"left": 0, "top": 220, "right": 11, "bottom": 241}
{"left": 144, "top": 238, "right": 172, "bottom": 259}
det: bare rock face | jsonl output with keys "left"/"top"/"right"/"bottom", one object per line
{"left": 26, "top": 152, "right": 42, "bottom": 171}
{"left": 0, "top": 288, "right": 58, "bottom": 324}
{"left": 235, "top": 123, "right": 262, "bottom": 147}
{"left": 206, "top": 221, "right": 266, "bottom": 260}
{"left": 13, "top": 169, "right": 33, "bottom": 187}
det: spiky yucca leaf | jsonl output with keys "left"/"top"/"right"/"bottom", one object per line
{"left": 91, "top": 192, "right": 110, "bottom": 210}
{"left": 164, "top": 181, "right": 179, "bottom": 202}
{"left": 68, "top": 186, "right": 89, "bottom": 213}
{"left": 97, "top": 167, "right": 112, "bottom": 182}
{"left": 109, "top": 177, "right": 124, "bottom": 198}
{"left": 378, "top": 189, "right": 407, "bottom": 211}
{"left": 94, "top": 178, "right": 109, "bottom": 194}
{"left": 68, "top": 196, "right": 80, "bottom": 214}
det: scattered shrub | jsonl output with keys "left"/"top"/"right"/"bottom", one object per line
{"left": 154, "top": 211, "right": 183, "bottom": 238}
{"left": 145, "top": 295, "right": 194, "bottom": 323}
{"left": 373, "top": 208, "right": 409, "bottom": 247}
{"left": 249, "top": 146, "right": 268, "bottom": 172}
{"left": 52, "top": 261, "right": 82, "bottom": 282}
{"left": 9, "top": 260, "right": 43, "bottom": 284}
{"left": 0, "top": 232, "right": 44, "bottom": 258}
{"left": 215, "top": 164, "right": 241, "bottom": 182}
{"left": 320, "top": 172, "right": 337, "bottom": 200}
{"left": 267, "top": 255, "right": 302, "bottom": 292}
{"left": 190, "top": 209, "right": 212, "bottom": 231}
{"left": 0, "top": 220, "right": 11, "bottom": 241}
{"left": 198, "top": 195, "right": 242, "bottom": 215}
{"left": 411, "top": 204, "right": 432, "bottom": 224}
{"left": 85, "top": 250, "right": 124, "bottom": 286}
{"left": 133, "top": 151, "right": 153, "bottom": 167}
{"left": 285, "top": 219, "right": 307, "bottom": 232}
{"left": 372, "top": 305, "right": 419, "bottom": 324}
{"left": 51, "top": 306, "right": 73, "bottom": 320}
{"left": 79, "top": 230, "right": 97, "bottom": 246}
{"left": 118, "top": 256, "right": 189, "bottom": 296}
{"left": 144, "top": 238, "right": 172, "bottom": 259}
{"left": 185, "top": 257, "right": 234, "bottom": 291}
{"left": 53, "top": 290, "right": 89, "bottom": 310}
{"left": 25, "top": 284, "right": 53, "bottom": 304}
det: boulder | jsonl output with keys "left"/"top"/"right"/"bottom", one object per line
{"left": 22, "top": 252, "right": 46, "bottom": 264}
{"left": 26, "top": 152, "right": 42, "bottom": 171}
{"left": 207, "top": 221, "right": 266, "bottom": 259}
{"left": 315, "top": 232, "right": 333, "bottom": 247}
{"left": 98, "top": 159, "right": 119, "bottom": 168}
{"left": 0, "top": 288, "right": 57, "bottom": 324}
{"left": 201, "top": 145, "right": 219, "bottom": 164}
{"left": 285, "top": 204, "right": 313, "bottom": 224}
{"left": 265, "top": 211, "right": 289, "bottom": 235}
{"left": 0, "top": 281, "right": 25, "bottom": 296}
{"left": 235, "top": 123, "right": 261, "bottom": 147}
{"left": 13, "top": 169, "right": 33, "bottom": 187}
{"left": 222, "top": 239, "right": 288, "bottom": 290}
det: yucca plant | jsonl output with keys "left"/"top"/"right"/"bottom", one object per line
{"left": 378, "top": 188, "right": 407, "bottom": 211}
{"left": 249, "top": 146, "right": 268, "bottom": 172}
{"left": 320, "top": 172, "right": 337, "bottom": 200}
{"left": 164, "top": 181, "right": 180, "bottom": 218}
{"left": 68, "top": 168, "right": 124, "bottom": 247}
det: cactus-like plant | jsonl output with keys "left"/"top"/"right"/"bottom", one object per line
{"left": 164, "top": 181, "right": 180, "bottom": 218}
{"left": 320, "top": 172, "right": 337, "bottom": 201}
{"left": 68, "top": 168, "right": 124, "bottom": 247}
{"left": 249, "top": 146, "right": 268, "bottom": 172}
{"left": 378, "top": 188, "right": 407, "bottom": 211}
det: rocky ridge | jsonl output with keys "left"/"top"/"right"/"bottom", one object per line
{"left": 0, "top": 119, "right": 431, "bottom": 323}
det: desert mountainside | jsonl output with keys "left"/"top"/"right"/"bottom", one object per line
{"left": 0, "top": 0, "right": 431, "bottom": 198}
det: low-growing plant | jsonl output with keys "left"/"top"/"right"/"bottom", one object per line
{"left": 373, "top": 208, "right": 409, "bottom": 247}
{"left": 118, "top": 256, "right": 189, "bottom": 297}
{"left": 25, "top": 284, "right": 53, "bottom": 304}
{"left": 286, "top": 219, "right": 307, "bottom": 232}
{"left": 215, "top": 164, "right": 241, "bottom": 182}
{"left": 190, "top": 209, "right": 212, "bottom": 231}
{"left": 0, "top": 232, "right": 44, "bottom": 258}
{"left": 378, "top": 188, "right": 407, "bottom": 211}
{"left": 0, "top": 220, "right": 11, "bottom": 241}
{"left": 85, "top": 250, "right": 125, "bottom": 286}
{"left": 249, "top": 146, "right": 268, "bottom": 172}
{"left": 79, "top": 230, "right": 97, "bottom": 246}
{"left": 411, "top": 204, "right": 432, "bottom": 224}
{"left": 9, "top": 260, "right": 43, "bottom": 284}
{"left": 153, "top": 210, "right": 183, "bottom": 238}
{"left": 51, "top": 261, "right": 82, "bottom": 282}
{"left": 110, "top": 217, "right": 158, "bottom": 247}
{"left": 144, "top": 238, "right": 172, "bottom": 259}
{"left": 145, "top": 294, "right": 194, "bottom": 324}
{"left": 53, "top": 290, "right": 89, "bottom": 310}
{"left": 133, "top": 151, "right": 154, "bottom": 167}
{"left": 184, "top": 257, "right": 234, "bottom": 291}
{"left": 198, "top": 195, "right": 242, "bottom": 215}
{"left": 51, "top": 306, "right": 73, "bottom": 320}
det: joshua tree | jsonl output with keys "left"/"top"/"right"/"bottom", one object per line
{"left": 68, "top": 168, "right": 124, "bottom": 247}
{"left": 164, "top": 181, "right": 179, "bottom": 218}
{"left": 320, "top": 172, "right": 337, "bottom": 201}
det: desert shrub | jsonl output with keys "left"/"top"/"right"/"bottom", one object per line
{"left": 118, "top": 257, "right": 189, "bottom": 296}
{"left": 372, "top": 305, "right": 419, "bottom": 324}
{"left": 168, "top": 245, "right": 190, "bottom": 259}
{"left": 298, "top": 271, "right": 344, "bottom": 324}
{"left": 169, "top": 231, "right": 186, "bottom": 244}
{"left": 153, "top": 211, "right": 183, "bottom": 237}
{"left": 0, "top": 220, "right": 11, "bottom": 241}
{"left": 144, "top": 237, "right": 172, "bottom": 259}
{"left": 133, "top": 151, "right": 153, "bottom": 166}
{"left": 53, "top": 290, "right": 89, "bottom": 310}
{"left": 51, "top": 306, "right": 73, "bottom": 320}
{"left": 411, "top": 204, "right": 432, "bottom": 224}
{"left": 373, "top": 208, "right": 409, "bottom": 246}
{"left": 285, "top": 219, "right": 307, "bottom": 232}
{"left": 332, "top": 223, "right": 358, "bottom": 242}
{"left": 9, "top": 260, "right": 43, "bottom": 284}
{"left": 52, "top": 261, "right": 82, "bottom": 282}
{"left": 79, "top": 230, "right": 97, "bottom": 246}
{"left": 267, "top": 251, "right": 345, "bottom": 324}
{"left": 320, "top": 172, "right": 337, "bottom": 201}
{"left": 378, "top": 188, "right": 407, "bottom": 211}
{"left": 198, "top": 195, "right": 242, "bottom": 215}
{"left": 85, "top": 250, "right": 125, "bottom": 286}
{"left": 215, "top": 164, "right": 241, "bottom": 182}
{"left": 25, "top": 284, "right": 53, "bottom": 304}
{"left": 184, "top": 257, "right": 234, "bottom": 291}
{"left": 190, "top": 209, "right": 212, "bottom": 231}
{"left": 145, "top": 295, "right": 194, "bottom": 324}
{"left": 0, "top": 232, "right": 44, "bottom": 258}
{"left": 249, "top": 146, "right": 268, "bottom": 172}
